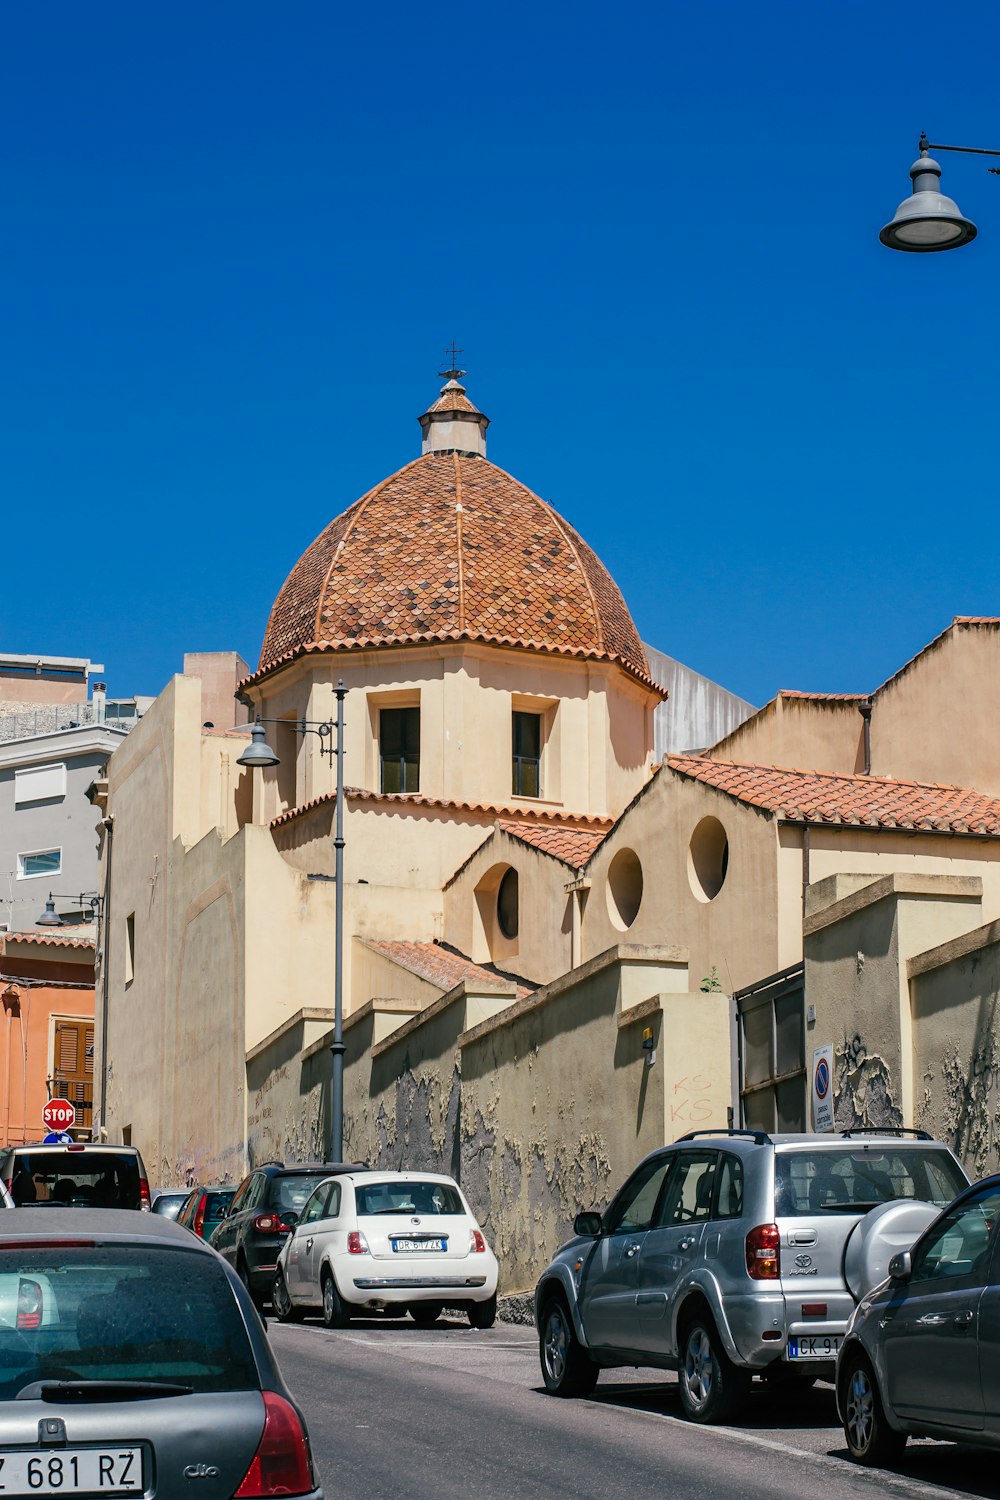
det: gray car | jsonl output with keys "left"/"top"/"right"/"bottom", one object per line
{"left": 535, "top": 1127, "right": 969, "bottom": 1423}
{"left": 837, "top": 1171, "right": 1000, "bottom": 1464}
{"left": 0, "top": 1209, "right": 323, "bottom": 1500}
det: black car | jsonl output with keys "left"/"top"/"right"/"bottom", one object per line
{"left": 210, "top": 1161, "right": 365, "bottom": 1309}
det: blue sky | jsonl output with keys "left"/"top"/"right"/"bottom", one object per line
{"left": 3, "top": 1, "right": 999, "bottom": 709}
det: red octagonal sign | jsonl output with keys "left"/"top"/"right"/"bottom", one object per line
{"left": 42, "top": 1098, "right": 76, "bottom": 1131}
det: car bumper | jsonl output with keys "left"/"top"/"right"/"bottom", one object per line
{"left": 347, "top": 1254, "right": 498, "bottom": 1306}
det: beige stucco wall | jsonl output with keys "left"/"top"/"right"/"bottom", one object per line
{"left": 871, "top": 622, "right": 1000, "bottom": 794}
{"left": 803, "top": 875, "right": 984, "bottom": 1134}
{"left": 909, "top": 920, "right": 1000, "bottom": 1177}
{"left": 245, "top": 641, "right": 657, "bottom": 827}
{"left": 706, "top": 696, "right": 865, "bottom": 773}
{"left": 443, "top": 830, "right": 574, "bottom": 985}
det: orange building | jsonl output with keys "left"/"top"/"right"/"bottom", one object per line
{"left": 0, "top": 932, "right": 95, "bottom": 1145}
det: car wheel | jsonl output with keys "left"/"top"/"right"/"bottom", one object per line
{"left": 678, "top": 1316, "right": 750, "bottom": 1424}
{"left": 468, "top": 1295, "right": 497, "bottom": 1330}
{"left": 842, "top": 1355, "right": 906, "bottom": 1465}
{"left": 238, "top": 1257, "right": 266, "bottom": 1314}
{"left": 539, "top": 1296, "right": 598, "bottom": 1397}
{"left": 410, "top": 1303, "right": 444, "bottom": 1324}
{"left": 321, "top": 1269, "right": 351, "bottom": 1330}
{"left": 272, "top": 1271, "right": 305, "bottom": 1324}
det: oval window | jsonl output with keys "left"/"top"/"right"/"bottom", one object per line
{"left": 497, "top": 868, "right": 519, "bottom": 939}
{"left": 606, "top": 848, "right": 643, "bottom": 930}
{"left": 688, "top": 817, "right": 729, "bottom": 902}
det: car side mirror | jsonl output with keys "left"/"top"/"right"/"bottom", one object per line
{"left": 574, "top": 1211, "right": 603, "bottom": 1237}
{"left": 888, "top": 1250, "right": 912, "bottom": 1280}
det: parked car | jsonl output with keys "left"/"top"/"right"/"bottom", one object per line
{"left": 151, "top": 1188, "right": 192, "bottom": 1220}
{"left": 211, "top": 1161, "right": 366, "bottom": 1309}
{"left": 273, "top": 1170, "right": 499, "bottom": 1328}
{"left": 177, "top": 1185, "right": 236, "bottom": 1240}
{"left": 0, "top": 1207, "right": 323, "bottom": 1500}
{"left": 0, "top": 1143, "right": 151, "bottom": 1210}
{"left": 535, "top": 1127, "right": 969, "bottom": 1423}
{"left": 837, "top": 1171, "right": 1000, "bottom": 1464}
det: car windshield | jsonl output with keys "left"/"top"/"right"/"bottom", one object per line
{"left": 271, "top": 1175, "right": 329, "bottom": 1214}
{"left": 0, "top": 1245, "right": 258, "bottom": 1398}
{"left": 8, "top": 1153, "right": 141, "bottom": 1209}
{"left": 355, "top": 1181, "right": 464, "bottom": 1216}
{"left": 775, "top": 1146, "right": 967, "bottom": 1216}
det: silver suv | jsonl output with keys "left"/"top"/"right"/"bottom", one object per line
{"left": 534, "top": 1128, "right": 969, "bottom": 1423}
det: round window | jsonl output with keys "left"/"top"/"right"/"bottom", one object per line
{"left": 606, "top": 848, "right": 643, "bottom": 930}
{"left": 688, "top": 817, "right": 729, "bottom": 902}
{"left": 497, "top": 868, "right": 519, "bottom": 939}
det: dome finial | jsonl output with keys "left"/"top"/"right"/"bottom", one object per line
{"left": 419, "top": 346, "right": 489, "bottom": 457}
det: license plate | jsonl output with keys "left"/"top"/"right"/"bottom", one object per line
{"left": 0, "top": 1447, "right": 143, "bottom": 1496}
{"left": 788, "top": 1335, "right": 841, "bottom": 1359}
{"left": 391, "top": 1238, "right": 446, "bottom": 1253}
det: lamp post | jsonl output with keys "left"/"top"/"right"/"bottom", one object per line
{"left": 34, "top": 891, "right": 106, "bottom": 1138}
{"left": 880, "top": 132, "right": 999, "bottom": 251}
{"left": 237, "top": 682, "right": 348, "bottom": 1162}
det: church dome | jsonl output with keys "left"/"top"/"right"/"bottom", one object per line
{"left": 257, "top": 380, "right": 652, "bottom": 688}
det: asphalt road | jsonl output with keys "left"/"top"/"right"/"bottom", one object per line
{"left": 268, "top": 1314, "right": 1000, "bottom": 1500}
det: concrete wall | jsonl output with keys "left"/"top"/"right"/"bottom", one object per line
{"left": 706, "top": 695, "right": 866, "bottom": 773}
{"left": 804, "top": 874, "right": 985, "bottom": 1135}
{"left": 644, "top": 644, "right": 755, "bottom": 757}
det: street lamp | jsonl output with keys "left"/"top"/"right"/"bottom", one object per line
{"left": 237, "top": 683, "right": 348, "bottom": 1163}
{"left": 33, "top": 892, "right": 106, "bottom": 1137}
{"left": 880, "top": 132, "right": 999, "bottom": 251}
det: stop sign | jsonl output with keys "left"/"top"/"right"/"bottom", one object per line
{"left": 42, "top": 1098, "right": 75, "bottom": 1131}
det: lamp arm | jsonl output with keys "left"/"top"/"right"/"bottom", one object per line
{"left": 921, "top": 133, "right": 1000, "bottom": 159}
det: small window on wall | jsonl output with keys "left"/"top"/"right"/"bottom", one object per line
{"left": 16, "top": 849, "right": 61, "bottom": 880}
{"left": 14, "top": 764, "right": 66, "bottom": 806}
{"left": 380, "top": 708, "right": 419, "bottom": 794}
{"left": 512, "top": 712, "right": 541, "bottom": 798}
{"left": 497, "top": 868, "right": 519, "bottom": 939}
{"left": 124, "top": 912, "right": 136, "bottom": 988}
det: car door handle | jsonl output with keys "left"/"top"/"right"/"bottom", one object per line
{"left": 624, "top": 1242, "right": 642, "bottom": 1258}
{"left": 306, "top": 1237, "right": 314, "bottom": 1251}
{"left": 954, "top": 1309, "right": 974, "bottom": 1329}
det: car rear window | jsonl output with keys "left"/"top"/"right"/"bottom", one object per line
{"left": 355, "top": 1181, "right": 464, "bottom": 1216}
{"left": 269, "top": 1175, "right": 330, "bottom": 1214}
{"left": 0, "top": 1245, "right": 258, "bottom": 1398}
{"left": 8, "top": 1153, "right": 141, "bottom": 1209}
{"left": 204, "top": 1192, "right": 234, "bottom": 1219}
{"left": 775, "top": 1147, "right": 967, "bottom": 1216}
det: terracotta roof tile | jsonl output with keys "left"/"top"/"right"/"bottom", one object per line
{"left": 497, "top": 819, "right": 605, "bottom": 869}
{"left": 359, "top": 938, "right": 533, "bottom": 1001}
{"left": 270, "top": 789, "right": 613, "bottom": 831}
{"left": 3, "top": 931, "right": 96, "bottom": 951}
{"left": 777, "top": 690, "right": 867, "bottom": 702}
{"left": 665, "top": 757, "right": 1000, "bottom": 835}
{"left": 255, "top": 452, "right": 655, "bottom": 692}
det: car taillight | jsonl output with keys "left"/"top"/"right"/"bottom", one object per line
{"left": 347, "top": 1231, "right": 369, "bottom": 1255}
{"left": 470, "top": 1230, "right": 486, "bottom": 1253}
{"left": 17, "top": 1278, "right": 43, "bottom": 1330}
{"left": 235, "top": 1391, "right": 313, "bottom": 1499}
{"left": 745, "top": 1223, "right": 780, "bottom": 1279}
{"left": 253, "top": 1213, "right": 281, "bottom": 1232}
{"left": 139, "top": 1178, "right": 151, "bottom": 1212}
{"left": 193, "top": 1196, "right": 206, "bottom": 1237}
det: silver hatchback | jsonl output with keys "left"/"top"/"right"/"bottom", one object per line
{"left": 535, "top": 1128, "right": 968, "bottom": 1423}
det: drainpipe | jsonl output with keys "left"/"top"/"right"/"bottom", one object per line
{"left": 801, "top": 825, "right": 811, "bottom": 916}
{"left": 98, "top": 816, "right": 114, "bottom": 1140}
{"left": 859, "top": 699, "right": 873, "bottom": 776}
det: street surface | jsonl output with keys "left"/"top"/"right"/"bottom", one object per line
{"left": 269, "top": 1315, "right": 1000, "bottom": 1500}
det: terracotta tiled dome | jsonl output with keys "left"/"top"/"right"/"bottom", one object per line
{"left": 258, "top": 449, "right": 651, "bottom": 685}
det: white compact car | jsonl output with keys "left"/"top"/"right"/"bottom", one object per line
{"left": 273, "top": 1170, "right": 499, "bottom": 1328}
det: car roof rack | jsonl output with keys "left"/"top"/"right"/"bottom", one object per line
{"left": 838, "top": 1127, "right": 932, "bottom": 1140}
{"left": 675, "top": 1129, "right": 773, "bottom": 1146}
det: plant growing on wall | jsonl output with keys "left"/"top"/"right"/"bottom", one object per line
{"left": 700, "top": 966, "right": 723, "bottom": 993}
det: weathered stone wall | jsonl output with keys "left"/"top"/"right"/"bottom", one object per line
{"left": 910, "top": 920, "right": 1000, "bottom": 1178}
